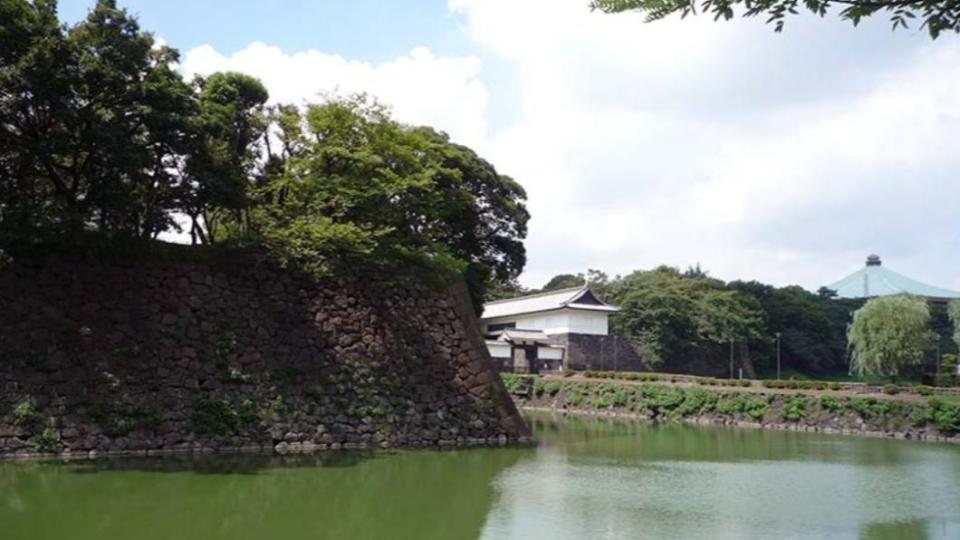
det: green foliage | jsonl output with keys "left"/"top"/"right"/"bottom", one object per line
{"left": 915, "top": 385, "right": 934, "bottom": 396}
{"left": 849, "top": 397, "right": 893, "bottom": 419}
{"left": 347, "top": 404, "right": 386, "bottom": 418}
{"left": 564, "top": 383, "right": 586, "bottom": 406}
{"left": 541, "top": 274, "right": 586, "bottom": 291}
{"left": 949, "top": 300, "right": 960, "bottom": 351}
{"left": 13, "top": 397, "right": 39, "bottom": 427}
{"left": 847, "top": 296, "right": 935, "bottom": 380}
{"left": 1, "top": 0, "right": 195, "bottom": 240}
{"left": 251, "top": 97, "right": 529, "bottom": 303}
{"left": 910, "top": 405, "right": 934, "bottom": 427}
{"left": 819, "top": 395, "right": 846, "bottom": 412}
{"left": 588, "top": 383, "right": 632, "bottom": 408}
{"left": 731, "top": 282, "right": 860, "bottom": 375}
{"left": 883, "top": 384, "right": 900, "bottom": 395}
{"left": 639, "top": 383, "right": 686, "bottom": 413}
{"left": 533, "top": 379, "right": 563, "bottom": 397}
{"left": 928, "top": 398, "right": 960, "bottom": 433}
{"left": 696, "top": 289, "right": 766, "bottom": 345}
{"left": 675, "top": 389, "right": 718, "bottom": 416}
{"left": 37, "top": 426, "right": 60, "bottom": 453}
{"left": 500, "top": 373, "right": 533, "bottom": 394}
{"left": 590, "top": 0, "right": 960, "bottom": 39}
{"left": 781, "top": 395, "right": 809, "bottom": 421}
{"left": 191, "top": 397, "right": 242, "bottom": 436}
{"left": 1, "top": 3, "right": 528, "bottom": 305}
{"left": 715, "top": 393, "right": 768, "bottom": 419}
{"left": 609, "top": 266, "right": 767, "bottom": 367}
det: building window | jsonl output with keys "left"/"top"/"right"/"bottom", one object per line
{"left": 487, "top": 322, "right": 516, "bottom": 333}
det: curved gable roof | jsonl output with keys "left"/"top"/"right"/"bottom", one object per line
{"left": 481, "top": 287, "right": 620, "bottom": 319}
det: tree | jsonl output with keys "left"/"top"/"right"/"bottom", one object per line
{"left": 184, "top": 72, "right": 269, "bottom": 244}
{"left": 696, "top": 289, "right": 766, "bottom": 346}
{"left": 948, "top": 300, "right": 960, "bottom": 350}
{"left": 847, "top": 295, "right": 935, "bottom": 381}
{"left": 251, "top": 96, "right": 529, "bottom": 305}
{"left": 731, "top": 281, "right": 860, "bottom": 373}
{"left": 1, "top": 0, "right": 195, "bottom": 239}
{"left": 609, "top": 266, "right": 769, "bottom": 369}
{"left": 615, "top": 269, "right": 700, "bottom": 363}
{"left": 540, "top": 269, "right": 613, "bottom": 295}
{"left": 542, "top": 274, "right": 585, "bottom": 291}
{"left": 1, "top": 2, "right": 529, "bottom": 309}
{"left": 590, "top": 0, "right": 960, "bottom": 39}
{"left": 816, "top": 287, "right": 839, "bottom": 300}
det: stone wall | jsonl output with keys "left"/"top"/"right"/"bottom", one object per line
{"left": 556, "top": 333, "right": 756, "bottom": 379}
{"left": 0, "top": 249, "right": 528, "bottom": 458}
{"left": 553, "top": 333, "right": 648, "bottom": 372}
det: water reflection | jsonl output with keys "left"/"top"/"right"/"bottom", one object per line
{"left": 2, "top": 415, "right": 959, "bottom": 540}
{"left": 477, "top": 412, "right": 960, "bottom": 540}
{"left": 0, "top": 448, "right": 527, "bottom": 540}
{"left": 528, "top": 412, "right": 957, "bottom": 468}
{"left": 861, "top": 518, "right": 930, "bottom": 540}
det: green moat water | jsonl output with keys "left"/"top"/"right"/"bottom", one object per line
{"left": 2, "top": 413, "right": 959, "bottom": 540}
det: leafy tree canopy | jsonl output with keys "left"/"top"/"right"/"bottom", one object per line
{"left": 730, "top": 281, "right": 860, "bottom": 373}
{"left": 948, "top": 300, "right": 960, "bottom": 350}
{"left": 1, "top": 1, "right": 529, "bottom": 306}
{"left": 590, "top": 0, "right": 960, "bottom": 38}
{"left": 1, "top": 0, "right": 194, "bottom": 239}
{"left": 607, "top": 265, "right": 767, "bottom": 367}
{"left": 847, "top": 295, "right": 936, "bottom": 380}
{"left": 542, "top": 274, "right": 585, "bottom": 291}
{"left": 248, "top": 96, "right": 528, "bottom": 305}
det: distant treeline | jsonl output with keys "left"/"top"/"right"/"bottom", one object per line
{"left": 0, "top": 0, "right": 528, "bottom": 306}
{"left": 499, "top": 267, "right": 957, "bottom": 376}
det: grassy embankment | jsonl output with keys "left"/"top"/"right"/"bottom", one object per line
{"left": 501, "top": 372, "right": 960, "bottom": 439}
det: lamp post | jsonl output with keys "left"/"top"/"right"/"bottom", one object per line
{"left": 936, "top": 338, "right": 942, "bottom": 386}
{"left": 729, "top": 339, "right": 734, "bottom": 379}
{"left": 775, "top": 332, "right": 782, "bottom": 380}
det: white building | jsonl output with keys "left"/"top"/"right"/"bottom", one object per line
{"left": 481, "top": 287, "right": 620, "bottom": 373}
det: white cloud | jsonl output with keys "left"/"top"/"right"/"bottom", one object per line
{"left": 450, "top": 0, "right": 960, "bottom": 291}
{"left": 180, "top": 3, "right": 960, "bottom": 293}
{"left": 181, "top": 42, "right": 490, "bottom": 148}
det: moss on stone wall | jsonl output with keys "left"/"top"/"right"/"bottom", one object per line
{"left": 0, "top": 252, "right": 527, "bottom": 458}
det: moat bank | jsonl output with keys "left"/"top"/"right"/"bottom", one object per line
{"left": 503, "top": 374, "right": 960, "bottom": 444}
{"left": 3, "top": 412, "right": 960, "bottom": 540}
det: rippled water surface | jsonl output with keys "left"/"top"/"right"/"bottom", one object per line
{"left": 2, "top": 413, "right": 960, "bottom": 540}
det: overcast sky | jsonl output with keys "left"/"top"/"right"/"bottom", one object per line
{"left": 61, "top": 0, "right": 960, "bottom": 291}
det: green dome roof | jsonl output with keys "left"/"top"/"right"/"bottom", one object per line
{"left": 827, "top": 255, "right": 960, "bottom": 300}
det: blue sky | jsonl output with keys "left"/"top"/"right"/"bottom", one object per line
{"left": 58, "top": 0, "right": 471, "bottom": 61}
{"left": 58, "top": 1, "right": 960, "bottom": 292}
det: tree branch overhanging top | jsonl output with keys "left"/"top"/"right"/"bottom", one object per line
{"left": 590, "top": 0, "right": 960, "bottom": 38}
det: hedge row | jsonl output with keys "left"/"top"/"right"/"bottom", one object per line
{"left": 569, "top": 370, "right": 947, "bottom": 396}
{"left": 502, "top": 375, "right": 960, "bottom": 434}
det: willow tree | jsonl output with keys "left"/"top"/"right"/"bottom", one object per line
{"left": 847, "top": 295, "right": 935, "bottom": 382}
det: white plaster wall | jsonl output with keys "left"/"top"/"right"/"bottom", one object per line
{"left": 486, "top": 342, "right": 512, "bottom": 358}
{"left": 484, "top": 308, "right": 609, "bottom": 336}
{"left": 538, "top": 346, "right": 564, "bottom": 360}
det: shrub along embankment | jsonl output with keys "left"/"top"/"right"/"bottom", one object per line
{"left": 501, "top": 374, "right": 960, "bottom": 444}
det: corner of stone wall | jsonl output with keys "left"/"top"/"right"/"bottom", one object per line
{"left": 446, "top": 279, "right": 531, "bottom": 440}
